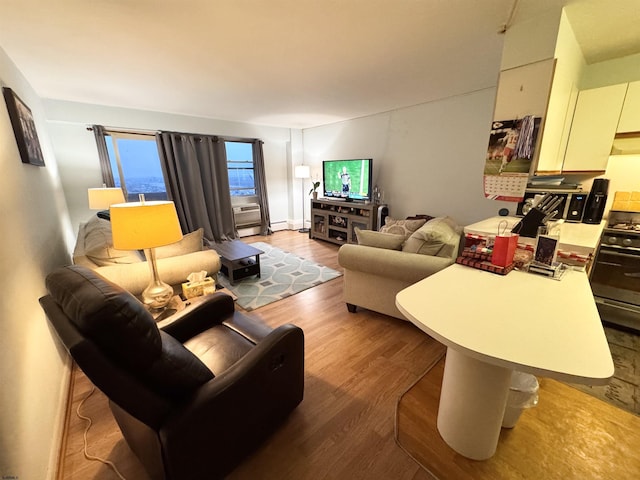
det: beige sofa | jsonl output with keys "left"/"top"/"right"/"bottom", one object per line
{"left": 338, "top": 216, "right": 463, "bottom": 320}
{"left": 73, "top": 216, "right": 221, "bottom": 295}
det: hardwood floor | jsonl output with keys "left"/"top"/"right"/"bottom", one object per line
{"left": 58, "top": 230, "right": 441, "bottom": 479}
{"left": 397, "top": 358, "right": 640, "bottom": 480}
{"left": 58, "top": 230, "right": 640, "bottom": 479}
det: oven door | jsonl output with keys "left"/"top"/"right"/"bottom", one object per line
{"left": 591, "top": 245, "right": 640, "bottom": 305}
{"left": 590, "top": 244, "right": 640, "bottom": 331}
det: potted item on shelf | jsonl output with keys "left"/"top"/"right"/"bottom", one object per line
{"left": 309, "top": 181, "right": 321, "bottom": 199}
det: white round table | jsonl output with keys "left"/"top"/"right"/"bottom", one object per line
{"left": 396, "top": 264, "right": 613, "bottom": 460}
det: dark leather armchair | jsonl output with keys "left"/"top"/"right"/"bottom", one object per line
{"left": 40, "top": 265, "right": 304, "bottom": 480}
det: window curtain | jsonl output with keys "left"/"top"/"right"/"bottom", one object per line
{"left": 92, "top": 125, "right": 115, "bottom": 187}
{"left": 156, "top": 131, "right": 236, "bottom": 243}
{"left": 252, "top": 139, "right": 273, "bottom": 235}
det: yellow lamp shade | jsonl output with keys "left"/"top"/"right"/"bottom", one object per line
{"left": 110, "top": 201, "right": 183, "bottom": 250}
{"left": 87, "top": 187, "right": 125, "bottom": 210}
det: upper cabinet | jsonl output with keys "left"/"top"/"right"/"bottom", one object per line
{"left": 617, "top": 81, "right": 640, "bottom": 133}
{"left": 562, "top": 84, "right": 627, "bottom": 172}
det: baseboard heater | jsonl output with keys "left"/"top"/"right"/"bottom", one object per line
{"left": 233, "top": 203, "right": 262, "bottom": 228}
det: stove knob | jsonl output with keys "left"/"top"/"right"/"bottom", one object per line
{"left": 622, "top": 238, "right": 633, "bottom": 247}
{"left": 607, "top": 236, "right": 617, "bottom": 244}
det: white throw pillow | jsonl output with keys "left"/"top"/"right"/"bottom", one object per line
{"left": 402, "top": 217, "right": 458, "bottom": 256}
{"left": 83, "top": 216, "right": 144, "bottom": 266}
{"left": 355, "top": 227, "right": 405, "bottom": 250}
{"left": 379, "top": 217, "right": 427, "bottom": 239}
{"left": 154, "top": 228, "right": 204, "bottom": 259}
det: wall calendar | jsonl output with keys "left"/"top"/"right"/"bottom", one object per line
{"left": 483, "top": 116, "right": 541, "bottom": 202}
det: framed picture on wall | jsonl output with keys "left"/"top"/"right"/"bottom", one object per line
{"left": 2, "top": 87, "right": 45, "bottom": 166}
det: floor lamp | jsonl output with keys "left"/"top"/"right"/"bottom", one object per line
{"left": 110, "top": 195, "right": 183, "bottom": 310}
{"left": 295, "top": 165, "right": 310, "bottom": 233}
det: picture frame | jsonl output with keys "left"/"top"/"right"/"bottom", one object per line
{"left": 533, "top": 234, "right": 559, "bottom": 266}
{"left": 2, "top": 87, "right": 45, "bottom": 166}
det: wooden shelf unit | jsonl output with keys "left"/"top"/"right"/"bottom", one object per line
{"left": 310, "top": 198, "right": 385, "bottom": 245}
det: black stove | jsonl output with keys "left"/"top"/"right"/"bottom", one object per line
{"left": 592, "top": 210, "right": 640, "bottom": 332}
{"left": 603, "top": 210, "right": 640, "bottom": 246}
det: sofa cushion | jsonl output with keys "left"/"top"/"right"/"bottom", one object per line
{"left": 155, "top": 228, "right": 204, "bottom": 259}
{"left": 83, "top": 216, "right": 144, "bottom": 266}
{"left": 355, "top": 227, "right": 405, "bottom": 250}
{"left": 379, "top": 217, "right": 427, "bottom": 239}
{"left": 402, "top": 216, "right": 459, "bottom": 257}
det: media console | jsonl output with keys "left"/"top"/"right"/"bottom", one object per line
{"left": 310, "top": 198, "right": 388, "bottom": 245}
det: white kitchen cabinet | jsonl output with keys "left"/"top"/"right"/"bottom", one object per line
{"left": 562, "top": 83, "right": 627, "bottom": 172}
{"left": 617, "top": 81, "right": 640, "bottom": 133}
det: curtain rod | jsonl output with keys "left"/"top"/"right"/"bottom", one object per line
{"left": 86, "top": 125, "right": 158, "bottom": 136}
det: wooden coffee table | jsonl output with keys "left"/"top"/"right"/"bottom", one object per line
{"left": 210, "top": 240, "right": 264, "bottom": 285}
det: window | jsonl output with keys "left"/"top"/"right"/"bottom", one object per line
{"left": 225, "top": 141, "right": 256, "bottom": 196}
{"left": 104, "top": 132, "right": 167, "bottom": 201}
{"left": 97, "top": 129, "right": 258, "bottom": 200}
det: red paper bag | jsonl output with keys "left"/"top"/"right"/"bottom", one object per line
{"left": 492, "top": 234, "right": 518, "bottom": 267}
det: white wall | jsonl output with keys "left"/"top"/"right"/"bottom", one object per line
{"left": 0, "top": 47, "right": 72, "bottom": 480}
{"left": 602, "top": 155, "right": 640, "bottom": 213}
{"left": 303, "top": 88, "right": 512, "bottom": 227}
{"left": 43, "top": 100, "right": 297, "bottom": 240}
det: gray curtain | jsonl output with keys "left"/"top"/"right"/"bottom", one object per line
{"left": 156, "top": 131, "right": 236, "bottom": 243}
{"left": 252, "top": 139, "right": 272, "bottom": 235}
{"left": 92, "top": 125, "right": 115, "bottom": 187}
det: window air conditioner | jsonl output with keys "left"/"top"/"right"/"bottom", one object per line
{"left": 233, "top": 203, "right": 261, "bottom": 228}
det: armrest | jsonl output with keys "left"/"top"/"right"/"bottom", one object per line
{"left": 164, "top": 323, "right": 304, "bottom": 430}
{"left": 94, "top": 250, "right": 221, "bottom": 295}
{"left": 338, "top": 244, "right": 453, "bottom": 284}
{"left": 160, "top": 293, "right": 235, "bottom": 341}
{"left": 160, "top": 323, "right": 304, "bottom": 478}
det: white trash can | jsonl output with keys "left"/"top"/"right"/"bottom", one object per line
{"left": 502, "top": 371, "right": 539, "bottom": 428}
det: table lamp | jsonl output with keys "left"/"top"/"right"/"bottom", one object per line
{"left": 110, "top": 195, "right": 183, "bottom": 310}
{"left": 87, "top": 186, "right": 125, "bottom": 210}
{"left": 295, "top": 165, "right": 311, "bottom": 233}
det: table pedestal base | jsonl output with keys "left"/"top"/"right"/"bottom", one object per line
{"left": 437, "top": 348, "right": 512, "bottom": 460}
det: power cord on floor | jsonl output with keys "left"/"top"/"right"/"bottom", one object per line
{"left": 76, "top": 386, "right": 127, "bottom": 480}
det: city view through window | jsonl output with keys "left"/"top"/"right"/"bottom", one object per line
{"left": 107, "top": 136, "right": 166, "bottom": 201}
{"left": 105, "top": 136, "right": 256, "bottom": 199}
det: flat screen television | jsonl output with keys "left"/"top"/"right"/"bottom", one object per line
{"left": 322, "top": 158, "right": 373, "bottom": 202}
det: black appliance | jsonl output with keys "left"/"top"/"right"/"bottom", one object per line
{"left": 590, "top": 210, "right": 640, "bottom": 332}
{"left": 582, "top": 178, "right": 609, "bottom": 224}
{"left": 566, "top": 193, "right": 587, "bottom": 222}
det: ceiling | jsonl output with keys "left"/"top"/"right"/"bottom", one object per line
{"left": 1, "top": 0, "right": 639, "bottom": 129}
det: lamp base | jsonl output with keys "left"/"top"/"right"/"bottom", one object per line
{"left": 142, "top": 280, "right": 174, "bottom": 311}
{"left": 142, "top": 247, "right": 173, "bottom": 311}
{"left": 298, "top": 228, "right": 310, "bottom": 233}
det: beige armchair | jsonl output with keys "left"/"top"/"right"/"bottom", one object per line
{"left": 338, "top": 216, "right": 463, "bottom": 320}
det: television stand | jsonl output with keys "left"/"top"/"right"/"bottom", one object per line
{"left": 310, "top": 198, "right": 388, "bottom": 245}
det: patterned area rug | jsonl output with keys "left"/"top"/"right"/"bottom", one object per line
{"left": 217, "top": 242, "right": 342, "bottom": 311}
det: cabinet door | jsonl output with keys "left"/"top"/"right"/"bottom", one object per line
{"left": 617, "top": 81, "right": 640, "bottom": 133}
{"left": 562, "top": 84, "right": 627, "bottom": 172}
{"left": 493, "top": 59, "right": 558, "bottom": 173}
